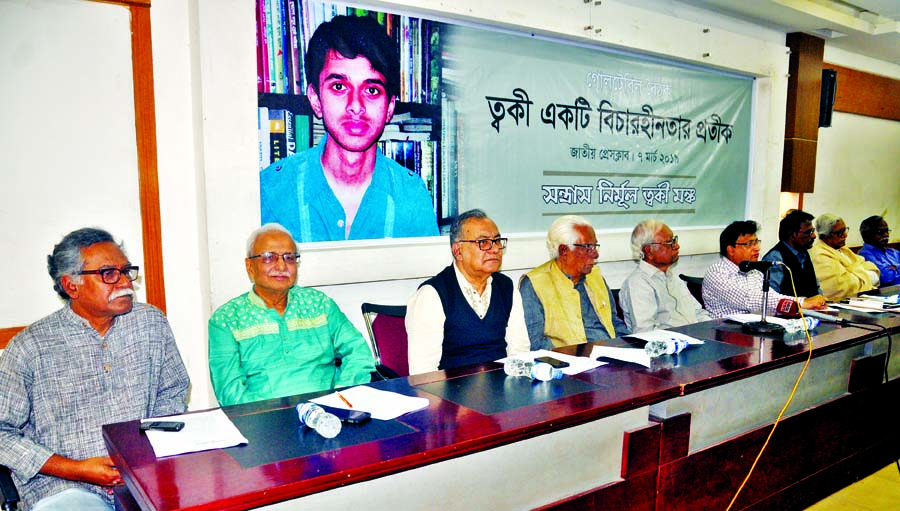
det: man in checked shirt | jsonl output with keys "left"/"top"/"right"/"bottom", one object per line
{"left": 0, "top": 228, "right": 189, "bottom": 511}
{"left": 702, "top": 220, "right": 827, "bottom": 318}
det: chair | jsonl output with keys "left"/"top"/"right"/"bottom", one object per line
{"left": 360, "top": 303, "right": 409, "bottom": 378}
{"left": 610, "top": 288, "right": 625, "bottom": 321}
{"left": 679, "top": 274, "right": 705, "bottom": 308}
{"left": 1, "top": 464, "right": 19, "bottom": 511}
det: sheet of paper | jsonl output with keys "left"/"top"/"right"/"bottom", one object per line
{"left": 497, "top": 349, "right": 606, "bottom": 375}
{"left": 311, "top": 385, "right": 429, "bottom": 421}
{"left": 623, "top": 329, "right": 705, "bottom": 345}
{"left": 142, "top": 408, "right": 248, "bottom": 458}
{"left": 832, "top": 303, "right": 889, "bottom": 314}
{"left": 726, "top": 314, "right": 800, "bottom": 326}
{"left": 590, "top": 345, "right": 651, "bottom": 368}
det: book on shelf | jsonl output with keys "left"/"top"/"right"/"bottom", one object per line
{"left": 258, "top": 107, "right": 271, "bottom": 170}
{"left": 269, "top": 109, "right": 287, "bottom": 163}
{"left": 295, "top": 113, "right": 311, "bottom": 151}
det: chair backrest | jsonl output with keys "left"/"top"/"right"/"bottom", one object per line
{"left": 610, "top": 288, "right": 625, "bottom": 321}
{"left": 360, "top": 303, "right": 409, "bottom": 378}
{"left": 679, "top": 274, "right": 705, "bottom": 308}
{"left": 0, "top": 464, "right": 19, "bottom": 511}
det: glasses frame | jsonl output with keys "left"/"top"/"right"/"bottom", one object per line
{"left": 571, "top": 243, "right": 600, "bottom": 253}
{"left": 796, "top": 228, "right": 816, "bottom": 237}
{"left": 734, "top": 239, "right": 762, "bottom": 247}
{"left": 457, "top": 237, "right": 508, "bottom": 251}
{"left": 827, "top": 227, "right": 849, "bottom": 237}
{"left": 247, "top": 252, "right": 301, "bottom": 264}
{"left": 78, "top": 265, "right": 140, "bottom": 285}
{"left": 647, "top": 235, "right": 679, "bottom": 247}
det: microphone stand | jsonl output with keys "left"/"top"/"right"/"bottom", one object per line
{"left": 742, "top": 267, "right": 785, "bottom": 334}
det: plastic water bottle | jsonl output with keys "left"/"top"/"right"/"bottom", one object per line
{"left": 503, "top": 358, "right": 563, "bottom": 381}
{"left": 296, "top": 403, "right": 341, "bottom": 438}
{"left": 644, "top": 339, "right": 689, "bottom": 358}
{"left": 783, "top": 317, "right": 819, "bottom": 333}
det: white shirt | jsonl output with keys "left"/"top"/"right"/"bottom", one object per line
{"left": 406, "top": 263, "right": 530, "bottom": 375}
{"left": 619, "top": 260, "right": 711, "bottom": 333}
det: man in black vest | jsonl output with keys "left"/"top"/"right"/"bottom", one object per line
{"left": 406, "top": 209, "right": 530, "bottom": 374}
{"left": 761, "top": 209, "right": 823, "bottom": 298}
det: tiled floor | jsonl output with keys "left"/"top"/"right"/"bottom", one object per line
{"left": 804, "top": 463, "right": 900, "bottom": 510}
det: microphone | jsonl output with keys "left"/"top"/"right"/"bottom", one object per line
{"left": 738, "top": 260, "right": 781, "bottom": 272}
{"left": 801, "top": 309, "right": 848, "bottom": 325}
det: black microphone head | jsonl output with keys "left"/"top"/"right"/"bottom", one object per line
{"left": 738, "top": 260, "right": 754, "bottom": 272}
{"left": 739, "top": 260, "right": 776, "bottom": 272}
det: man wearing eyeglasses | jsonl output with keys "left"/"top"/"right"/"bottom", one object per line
{"left": 809, "top": 213, "right": 879, "bottom": 301}
{"left": 0, "top": 228, "right": 189, "bottom": 511}
{"left": 858, "top": 215, "right": 899, "bottom": 287}
{"left": 208, "top": 223, "right": 374, "bottom": 406}
{"left": 760, "top": 210, "right": 823, "bottom": 297}
{"left": 520, "top": 215, "right": 628, "bottom": 350}
{"left": 620, "top": 220, "right": 710, "bottom": 333}
{"left": 703, "top": 220, "right": 827, "bottom": 318}
{"left": 406, "top": 209, "right": 529, "bottom": 374}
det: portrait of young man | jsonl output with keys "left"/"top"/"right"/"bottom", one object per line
{"left": 260, "top": 15, "right": 439, "bottom": 243}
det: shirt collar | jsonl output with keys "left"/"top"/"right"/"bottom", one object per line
{"left": 452, "top": 262, "right": 492, "bottom": 297}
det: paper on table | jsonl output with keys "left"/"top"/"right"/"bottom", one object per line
{"left": 142, "top": 408, "right": 248, "bottom": 458}
{"left": 726, "top": 314, "right": 802, "bottom": 326}
{"left": 590, "top": 345, "right": 651, "bottom": 368}
{"left": 311, "top": 385, "right": 429, "bottom": 420}
{"left": 497, "top": 349, "right": 606, "bottom": 375}
{"left": 832, "top": 302, "right": 889, "bottom": 314}
{"left": 624, "top": 329, "right": 705, "bottom": 345}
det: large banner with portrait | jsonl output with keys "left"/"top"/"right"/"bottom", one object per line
{"left": 257, "top": 1, "right": 752, "bottom": 242}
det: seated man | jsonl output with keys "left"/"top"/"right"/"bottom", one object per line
{"left": 810, "top": 213, "right": 879, "bottom": 301}
{"left": 858, "top": 215, "right": 900, "bottom": 287}
{"left": 208, "top": 223, "right": 374, "bottom": 406}
{"left": 406, "top": 209, "right": 529, "bottom": 374}
{"left": 0, "top": 228, "right": 190, "bottom": 511}
{"left": 761, "top": 209, "right": 823, "bottom": 297}
{"left": 702, "top": 220, "right": 826, "bottom": 318}
{"left": 620, "top": 219, "right": 710, "bottom": 333}
{"left": 520, "top": 215, "right": 628, "bottom": 349}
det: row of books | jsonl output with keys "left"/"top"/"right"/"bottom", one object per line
{"left": 256, "top": 0, "right": 443, "bottom": 105}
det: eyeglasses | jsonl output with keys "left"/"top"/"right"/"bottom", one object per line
{"left": 796, "top": 228, "right": 816, "bottom": 237}
{"left": 248, "top": 252, "right": 300, "bottom": 264}
{"left": 78, "top": 265, "right": 140, "bottom": 284}
{"left": 876, "top": 228, "right": 892, "bottom": 236}
{"left": 458, "top": 237, "right": 508, "bottom": 251}
{"left": 828, "top": 228, "right": 849, "bottom": 237}
{"left": 648, "top": 235, "right": 678, "bottom": 247}
{"left": 734, "top": 239, "right": 761, "bottom": 247}
{"left": 572, "top": 243, "right": 600, "bottom": 253}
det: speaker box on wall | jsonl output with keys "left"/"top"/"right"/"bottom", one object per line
{"left": 819, "top": 68, "right": 837, "bottom": 127}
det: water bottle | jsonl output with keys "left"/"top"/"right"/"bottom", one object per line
{"left": 644, "top": 339, "right": 689, "bottom": 358}
{"left": 296, "top": 403, "right": 341, "bottom": 438}
{"left": 783, "top": 317, "right": 819, "bottom": 334}
{"left": 503, "top": 358, "right": 563, "bottom": 381}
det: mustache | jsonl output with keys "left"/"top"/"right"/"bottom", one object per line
{"left": 109, "top": 288, "right": 136, "bottom": 302}
{"left": 268, "top": 271, "right": 293, "bottom": 278}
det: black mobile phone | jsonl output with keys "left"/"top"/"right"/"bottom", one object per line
{"left": 535, "top": 356, "right": 570, "bottom": 369}
{"left": 317, "top": 404, "right": 372, "bottom": 424}
{"left": 140, "top": 421, "right": 185, "bottom": 432}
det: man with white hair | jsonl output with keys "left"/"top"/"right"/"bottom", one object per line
{"left": 619, "top": 220, "right": 710, "bottom": 333}
{"left": 520, "top": 215, "right": 628, "bottom": 350}
{"left": 0, "top": 228, "right": 189, "bottom": 511}
{"left": 208, "top": 223, "right": 374, "bottom": 406}
{"left": 810, "top": 213, "right": 879, "bottom": 301}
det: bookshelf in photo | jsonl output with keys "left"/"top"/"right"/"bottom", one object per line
{"left": 256, "top": 0, "right": 457, "bottom": 228}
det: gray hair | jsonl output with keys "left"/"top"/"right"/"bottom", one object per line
{"left": 630, "top": 219, "right": 666, "bottom": 260}
{"left": 815, "top": 213, "right": 843, "bottom": 236}
{"left": 546, "top": 215, "right": 593, "bottom": 259}
{"left": 47, "top": 228, "right": 119, "bottom": 300}
{"left": 449, "top": 209, "right": 490, "bottom": 246}
{"left": 246, "top": 223, "right": 298, "bottom": 257}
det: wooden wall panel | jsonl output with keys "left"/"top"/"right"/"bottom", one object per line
{"left": 782, "top": 33, "right": 824, "bottom": 193}
{"left": 826, "top": 63, "right": 900, "bottom": 122}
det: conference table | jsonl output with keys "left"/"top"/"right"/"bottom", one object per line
{"left": 104, "top": 288, "right": 900, "bottom": 511}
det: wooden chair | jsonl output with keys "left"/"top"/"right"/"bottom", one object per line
{"left": 360, "top": 303, "right": 409, "bottom": 379}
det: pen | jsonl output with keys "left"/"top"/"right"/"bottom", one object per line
{"left": 336, "top": 391, "right": 353, "bottom": 408}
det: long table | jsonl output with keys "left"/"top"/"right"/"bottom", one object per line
{"left": 104, "top": 290, "right": 900, "bottom": 511}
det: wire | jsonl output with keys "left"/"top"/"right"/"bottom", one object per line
{"left": 725, "top": 266, "right": 812, "bottom": 511}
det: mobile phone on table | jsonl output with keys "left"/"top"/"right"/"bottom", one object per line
{"left": 534, "top": 356, "right": 570, "bottom": 369}
{"left": 140, "top": 421, "right": 185, "bottom": 432}
{"left": 317, "top": 404, "right": 372, "bottom": 424}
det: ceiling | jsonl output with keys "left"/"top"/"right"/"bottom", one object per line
{"left": 673, "top": 0, "right": 900, "bottom": 65}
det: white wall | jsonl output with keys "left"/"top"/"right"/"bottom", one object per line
{"left": 804, "top": 47, "right": 900, "bottom": 247}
